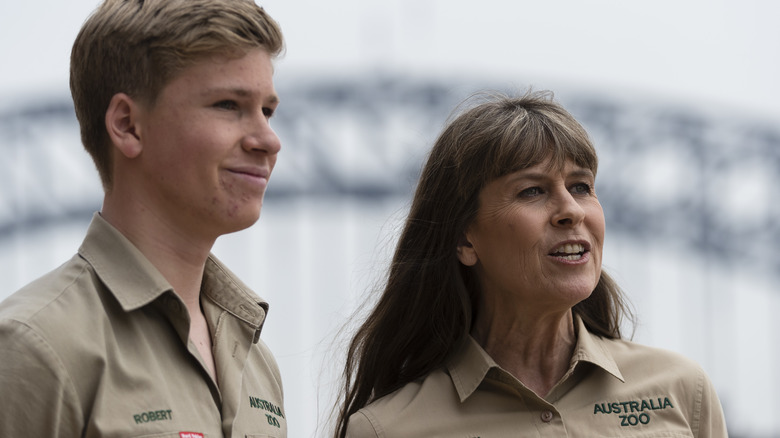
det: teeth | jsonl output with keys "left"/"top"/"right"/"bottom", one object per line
{"left": 554, "top": 243, "right": 584, "bottom": 255}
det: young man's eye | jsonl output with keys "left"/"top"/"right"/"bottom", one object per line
{"left": 214, "top": 100, "right": 239, "bottom": 110}
{"left": 262, "top": 107, "right": 275, "bottom": 118}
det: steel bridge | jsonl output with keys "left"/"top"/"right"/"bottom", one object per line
{"left": 2, "top": 76, "right": 779, "bottom": 276}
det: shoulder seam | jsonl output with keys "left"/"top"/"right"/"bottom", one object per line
{"left": 691, "top": 365, "right": 705, "bottom": 438}
{"left": 357, "top": 409, "right": 384, "bottom": 437}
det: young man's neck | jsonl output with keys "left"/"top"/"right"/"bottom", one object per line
{"left": 101, "top": 194, "right": 216, "bottom": 305}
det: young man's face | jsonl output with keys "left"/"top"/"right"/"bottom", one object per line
{"left": 134, "top": 48, "right": 280, "bottom": 239}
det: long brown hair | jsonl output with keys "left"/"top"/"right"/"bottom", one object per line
{"left": 334, "top": 90, "right": 633, "bottom": 437}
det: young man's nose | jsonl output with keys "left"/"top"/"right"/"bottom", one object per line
{"left": 242, "top": 116, "right": 281, "bottom": 155}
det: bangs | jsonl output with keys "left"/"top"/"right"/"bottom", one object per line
{"left": 466, "top": 100, "right": 599, "bottom": 184}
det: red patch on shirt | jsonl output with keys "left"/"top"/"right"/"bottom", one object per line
{"left": 179, "top": 433, "right": 204, "bottom": 438}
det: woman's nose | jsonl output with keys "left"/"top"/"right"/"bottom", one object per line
{"left": 550, "top": 191, "right": 585, "bottom": 227}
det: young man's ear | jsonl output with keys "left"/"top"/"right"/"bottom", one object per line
{"left": 105, "top": 93, "right": 143, "bottom": 159}
{"left": 456, "top": 233, "right": 478, "bottom": 266}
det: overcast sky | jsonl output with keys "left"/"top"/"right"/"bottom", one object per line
{"left": 1, "top": 0, "right": 779, "bottom": 122}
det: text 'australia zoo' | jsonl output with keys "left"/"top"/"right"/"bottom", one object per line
{"left": 593, "top": 397, "right": 674, "bottom": 427}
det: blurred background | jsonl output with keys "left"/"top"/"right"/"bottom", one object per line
{"left": 2, "top": 0, "right": 779, "bottom": 436}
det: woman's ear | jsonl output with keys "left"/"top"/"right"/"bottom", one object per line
{"left": 105, "top": 93, "right": 143, "bottom": 159}
{"left": 456, "top": 233, "right": 478, "bottom": 266}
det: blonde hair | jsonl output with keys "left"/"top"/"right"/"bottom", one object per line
{"left": 70, "top": 0, "right": 284, "bottom": 189}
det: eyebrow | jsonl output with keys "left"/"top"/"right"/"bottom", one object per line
{"left": 201, "top": 87, "right": 279, "bottom": 105}
{"left": 566, "top": 168, "right": 595, "bottom": 179}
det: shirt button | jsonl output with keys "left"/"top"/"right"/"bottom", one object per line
{"left": 540, "top": 410, "right": 554, "bottom": 422}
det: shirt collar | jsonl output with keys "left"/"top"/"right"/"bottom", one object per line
{"left": 446, "top": 313, "right": 625, "bottom": 402}
{"left": 570, "top": 313, "right": 624, "bottom": 382}
{"left": 446, "top": 336, "right": 496, "bottom": 403}
{"left": 78, "top": 213, "right": 268, "bottom": 338}
{"left": 201, "top": 254, "right": 269, "bottom": 337}
{"left": 78, "top": 213, "right": 172, "bottom": 311}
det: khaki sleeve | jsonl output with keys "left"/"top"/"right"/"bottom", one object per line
{"left": 693, "top": 367, "right": 728, "bottom": 438}
{"left": 345, "top": 410, "right": 381, "bottom": 438}
{"left": 0, "top": 320, "right": 83, "bottom": 437}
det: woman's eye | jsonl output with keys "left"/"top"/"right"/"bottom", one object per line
{"left": 571, "top": 182, "right": 593, "bottom": 194}
{"left": 263, "top": 107, "right": 275, "bottom": 118}
{"left": 518, "top": 187, "right": 543, "bottom": 198}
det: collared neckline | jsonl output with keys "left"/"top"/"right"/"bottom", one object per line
{"left": 201, "top": 255, "right": 268, "bottom": 336}
{"left": 77, "top": 213, "right": 269, "bottom": 339}
{"left": 570, "top": 314, "right": 624, "bottom": 382}
{"left": 447, "top": 336, "right": 496, "bottom": 403}
{"left": 447, "top": 314, "right": 625, "bottom": 403}
{"left": 78, "top": 213, "right": 172, "bottom": 311}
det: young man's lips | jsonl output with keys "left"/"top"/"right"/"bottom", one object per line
{"left": 227, "top": 166, "right": 270, "bottom": 188}
{"left": 228, "top": 166, "right": 270, "bottom": 179}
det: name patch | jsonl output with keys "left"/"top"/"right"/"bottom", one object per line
{"left": 593, "top": 397, "right": 674, "bottom": 427}
{"left": 133, "top": 409, "right": 173, "bottom": 424}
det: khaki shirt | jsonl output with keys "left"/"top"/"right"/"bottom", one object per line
{"left": 347, "top": 315, "right": 727, "bottom": 438}
{"left": 0, "top": 214, "right": 286, "bottom": 437}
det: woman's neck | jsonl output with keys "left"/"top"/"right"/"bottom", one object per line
{"left": 471, "top": 308, "right": 577, "bottom": 398}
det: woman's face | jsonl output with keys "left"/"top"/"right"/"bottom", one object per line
{"left": 458, "top": 157, "right": 605, "bottom": 315}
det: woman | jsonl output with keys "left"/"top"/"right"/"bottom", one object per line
{"left": 334, "top": 91, "right": 727, "bottom": 437}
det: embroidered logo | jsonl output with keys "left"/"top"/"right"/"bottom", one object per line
{"left": 179, "top": 433, "right": 204, "bottom": 438}
{"left": 249, "top": 396, "right": 285, "bottom": 428}
{"left": 593, "top": 397, "right": 675, "bottom": 426}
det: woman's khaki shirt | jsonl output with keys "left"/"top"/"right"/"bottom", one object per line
{"left": 347, "top": 315, "right": 727, "bottom": 438}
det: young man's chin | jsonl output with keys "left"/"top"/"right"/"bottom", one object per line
{"left": 222, "top": 208, "right": 264, "bottom": 235}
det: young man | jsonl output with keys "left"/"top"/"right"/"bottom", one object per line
{"left": 0, "top": 0, "right": 287, "bottom": 436}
